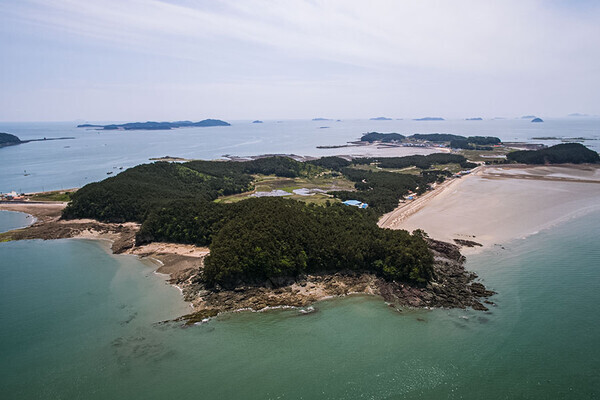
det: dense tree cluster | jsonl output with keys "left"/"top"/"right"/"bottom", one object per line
{"left": 64, "top": 154, "right": 477, "bottom": 287}
{"left": 450, "top": 136, "right": 500, "bottom": 150}
{"left": 62, "top": 162, "right": 254, "bottom": 222}
{"left": 359, "top": 132, "right": 501, "bottom": 151}
{"left": 306, "top": 156, "right": 351, "bottom": 170}
{"left": 409, "top": 133, "right": 465, "bottom": 142}
{"left": 63, "top": 157, "right": 321, "bottom": 222}
{"left": 360, "top": 132, "right": 406, "bottom": 142}
{"left": 138, "top": 198, "right": 432, "bottom": 287}
{"left": 352, "top": 153, "right": 468, "bottom": 169}
{"left": 333, "top": 169, "right": 424, "bottom": 213}
{"left": 137, "top": 198, "right": 434, "bottom": 287}
{"left": 506, "top": 143, "right": 600, "bottom": 164}
{"left": 0, "top": 132, "right": 21, "bottom": 146}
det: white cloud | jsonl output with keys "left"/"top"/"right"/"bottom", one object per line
{"left": 1, "top": 0, "right": 599, "bottom": 120}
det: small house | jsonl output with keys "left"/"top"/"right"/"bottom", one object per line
{"left": 343, "top": 200, "right": 368, "bottom": 209}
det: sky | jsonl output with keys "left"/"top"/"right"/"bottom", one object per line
{"left": 1, "top": 0, "right": 599, "bottom": 121}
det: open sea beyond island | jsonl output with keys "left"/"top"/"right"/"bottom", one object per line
{"left": 0, "top": 207, "right": 599, "bottom": 399}
{"left": 1, "top": 118, "right": 599, "bottom": 193}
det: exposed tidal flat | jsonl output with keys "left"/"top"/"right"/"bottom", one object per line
{"left": 1, "top": 210, "right": 599, "bottom": 399}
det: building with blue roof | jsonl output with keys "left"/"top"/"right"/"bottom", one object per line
{"left": 343, "top": 200, "right": 368, "bottom": 208}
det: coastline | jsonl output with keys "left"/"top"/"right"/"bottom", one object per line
{"left": 3, "top": 163, "right": 598, "bottom": 323}
{"left": 0, "top": 201, "right": 494, "bottom": 322}
{"left": 382, "top": 164, "right": 600, "bottom": 254}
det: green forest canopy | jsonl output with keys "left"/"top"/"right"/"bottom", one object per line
{"left": 506, "top": 143, "right": 600, "bottom": 164}
{"left": 63, "top": 154, "right": 475, "bottom": 287}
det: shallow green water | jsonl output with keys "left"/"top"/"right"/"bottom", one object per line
{"left": 0, "top": 210, "right": 32, "bottom": 233}
{"left": 1, "top": 212, "right": 599, "bottom": 399}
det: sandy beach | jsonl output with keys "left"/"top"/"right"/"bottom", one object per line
{"left": 380, "top": 164, "right": 600, "bottom": 254}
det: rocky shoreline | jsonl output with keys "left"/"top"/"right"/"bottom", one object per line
{"left": 1, "top": 203, "right": 495, "bottom": 325}
{"left": 173, "top": 238, "right": 494, "bottom": 324}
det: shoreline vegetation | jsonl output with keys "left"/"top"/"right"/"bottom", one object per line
{"left": 2, "top": 141, "right": 598, "bottom": 324}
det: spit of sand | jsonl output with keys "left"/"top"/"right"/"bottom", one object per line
{"left": 381, "top": 165, "right": 600, "bottom": 254}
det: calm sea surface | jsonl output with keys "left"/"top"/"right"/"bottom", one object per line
{"left": 0, "top": 119, "right": 599, "bottom": 399}
{"left": 1, "top": 118, "right": 598, "bottom": 193}
{"left": 0, "top": 210, "right": 599, "bottom": 399}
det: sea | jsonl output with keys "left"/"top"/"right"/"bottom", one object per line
{"left": 1, "top": 118, "right": 599, "bottom": 193}
{"left": 0, "top": 118, "right": 599, "bottom": 399}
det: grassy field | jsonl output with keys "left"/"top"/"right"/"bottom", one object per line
{"left": 216, "top": 173, "right": 355, "bottom": 204}
{"left": 430, "top": 163, "right": 464, "bottom": 173}
{"left": 28, "top": 190, "right": 74, "bottom": 202}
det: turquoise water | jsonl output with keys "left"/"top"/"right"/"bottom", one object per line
{"left": 1, "top": 211, "right": 599, "bottom": 399}
{"left": 0, "top": 210, "right": 32, "bottom": 233}
{"left": 1, "top": 118, "right": 598, "bottom": 193}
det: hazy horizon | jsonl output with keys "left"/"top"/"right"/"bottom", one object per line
{"left": 1, "top": 0, "right": 599, "bottom": 122}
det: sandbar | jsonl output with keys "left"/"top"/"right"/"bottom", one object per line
{"left": 380, "top": 164, "right": 600, "bottom": 254}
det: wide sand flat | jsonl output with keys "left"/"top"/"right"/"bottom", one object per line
{"left": 381, "top": 165, "right": 600, "bottom": 254}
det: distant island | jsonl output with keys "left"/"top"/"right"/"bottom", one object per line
{"left": 370, "top": 117, "right": 392, "bottom": 121}
{"left": 0, "top": 132, "right": 22, "bottom": 147}
{"left": 252, "top": 120, "right": 263, "bottom": 124}
{"left": 77, "top": 119, "right": 231, "bottom": 131}
{"left": 0, "top": 132, "right": 74, "bottom": 148}
{"left": 532, "top": 136, "right": 595, "bottom": 141}
{"left": 567, "top": 113, "right": 589, "bottom": 117}
{"left": 413, "top": 117, "right": 445, "bottom": 121}
{"left": 507, "top": 143, "right": 599, "bottom": 164}
{"left": 360, "top": 132, "right": 405, "bottom": 143}
{"left": 521, "top": 115, "right": 537, "bottom": 119}
{"left": 531, "top": 118, "right": 544, "bottom": 123}
{"left": 356, "top": 132, "right": 501, "bottom": 150}
{"left": 465, "top": 117, "right": 483, "bottom": 121}
{"left": 312, "top": 118, "right": 332, "bottom": 121}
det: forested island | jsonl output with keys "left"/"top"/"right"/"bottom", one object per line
{"left": 360, "top": 132, "right": 405, "bottom": 142}
{"left": 359, "top": 132, "right": 501, "bottom": 150}
{"left": 507, "top": 143, "right": 600, "bottom": 164}
{"left": 0, "top": 132, "right": 21, "bottom": 147}
{"left": 61, "top": 154, "right": 482, "bottom": 289}
{"left": 76, "top": 119, "right": 230, "bottom": 130}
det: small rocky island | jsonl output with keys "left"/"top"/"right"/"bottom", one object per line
{"left": 0, "top": 132, "right": 22, "bottom": 147}
{"left": 77, "top": 119, "right": 231, "bottom": 130}
{"left": 531, "top": 117, "right": 544, "bottom": 123}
